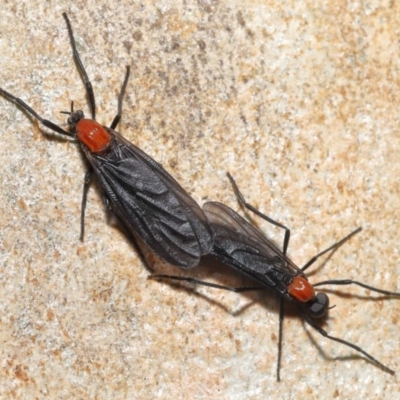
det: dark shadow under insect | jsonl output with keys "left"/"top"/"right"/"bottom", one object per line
{"left": 151, "top": 173, "right": 400, "bottom": 380}
{"left": 0, "top": 13, "right": 214, "bottom": 270}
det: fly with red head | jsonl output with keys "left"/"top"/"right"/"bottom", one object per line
{"left": 152, "top": 173, "right": 400, "bottom": 380}
{"left": 0, "top": 13, "right": 214, "bottom": 269}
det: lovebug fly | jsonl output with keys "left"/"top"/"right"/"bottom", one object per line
{"left": 151, "top": 173, "right": 400, "bottom": 379}
{"left": 0, "top": 13, "right": 213, "bottom": 268}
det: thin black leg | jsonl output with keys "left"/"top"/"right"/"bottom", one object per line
{"left": 277, "top": 297, "right": 284, "bottom": 382}
{"left": 0, "top": 87, "right": 71, "bottom": 137}
{"left": 302, "top": 312, "right": 394, "bottom": 374}
{"left": 80, "top": 169, "right": 92, "bottom": 241}
{"left": 313, "top": 279, "right": 400, "bottom": 296}
{"left": 110, "top": 66, "right": 131, "bottom": 130}
{"left": 301, "top": 227, "right": 362, "bottom": 272}
{"left": 63, "top": 13, "right": 96, "bottom": 120}
{"left": 227, "top": 172, "right": 291, "bottom": 255}
{"left": 227, "top": 172, "right": 290, "bottom": 382}
{"left": 149, "top": 274, "right": 264, "bottom": 293}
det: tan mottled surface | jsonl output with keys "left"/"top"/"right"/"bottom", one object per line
{"left": 1, "top": 1, "right": 400, "bottom": 399}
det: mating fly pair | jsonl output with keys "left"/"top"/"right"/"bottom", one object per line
{"left": 1, "top": 14, "right": 399, "bottom": 380}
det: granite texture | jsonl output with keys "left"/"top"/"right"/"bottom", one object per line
{"left": 0, "top": 1, "right": 400, "bottom": 399}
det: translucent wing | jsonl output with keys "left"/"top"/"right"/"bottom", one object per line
{"left": 82, "top": 130, "right": 213, "bottom": 268}
{"left": 115, "top": 131, "right": 213, "bottom": 255}
{"left": 203, "top": 202, "right": 301, "bottom": 279}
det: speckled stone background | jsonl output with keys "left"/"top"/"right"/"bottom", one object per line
{"left": 1, "top": 1, "right": 400, "bottom": 399}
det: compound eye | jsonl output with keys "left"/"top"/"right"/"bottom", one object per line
{"left": 67, "top": 110, "right": 85, "bottom": 128}
{"left": 67, "top": 115, "right": 75, "bottom": 126}
{"left": 307, "top": 292, "right": 329, "bottom": 318}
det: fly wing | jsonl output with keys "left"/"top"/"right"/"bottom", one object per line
{"left": 83, "top": 130, "right": 213, "bottom": 268}
{"left": 203, "top": 201, "right": 301, "bottom": 277}
{"left": 114, "top": 132, "right": 214, "bottom": 255}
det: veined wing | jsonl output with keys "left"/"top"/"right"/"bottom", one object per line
{"left": 114, "top": 131, "right": 213, "bottom": 255}
{"left": 83, "top": 131, "right": 213, "bottom": 268}
{"left": 203, "top": 201, "right": 301, "bottom": 277}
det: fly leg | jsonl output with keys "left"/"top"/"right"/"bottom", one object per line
{"left": 227, "top": 172, "right": 291, "bottom": 381}
{"left": 80, "top": 169, "right": 93, "bottom": 241}
{"left": 301, "top": 227, "right": 361, "bottom": 272}
{"left": 302, "top": 311, "right": 394, "bottom": 374}
{"left": 313, "top": 279, "right": 400, "bottom": 297}
{"left": 227, "top": 172, "right": 291, "bottom": 254}
{"left": 63, "top": 13, "right": 96, "bottom": 120}
{"left": 149, "top": 274, "right": 264, "bottom": 292}
{"left": 64, "top": 13, "right": 130, "bottom": 130}
{"left": 0, "top": 87, "right": 72, "bottom": 137}
{"left": 110, "top": 66, "right": 130, "bottom": 130}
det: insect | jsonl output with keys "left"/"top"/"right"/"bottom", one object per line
{"left": 152, "top": 173, "right": 400, "bottom": 379}
{"left": 0, "top": 13, "right": 213, "bottom": 269}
